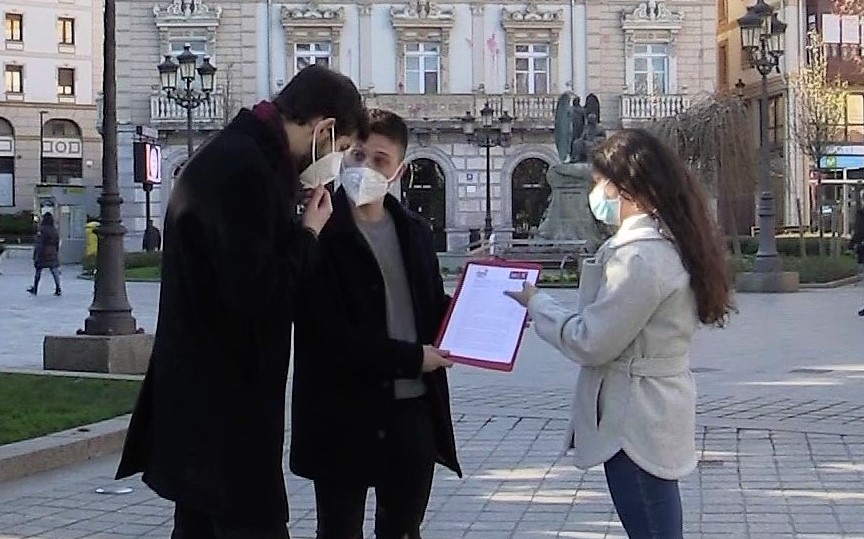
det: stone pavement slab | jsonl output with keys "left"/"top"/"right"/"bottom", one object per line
{"left": 0, "top": 411, "right": 863, "bottom": 539}
{"left": 3, "top": 252, "right": 864, "bottom": 538}
{"left": 0, "top": 257, "right": 159, "bottom": 371}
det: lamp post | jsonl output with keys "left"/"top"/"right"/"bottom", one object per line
{"left": 82, "top": 0, "right": 138, "bottom": 336}
{"left": 38, "top": 110, "right": 48, "bottom": 183}
{"left": 461, "top": 102, "right": 513, "bottom": 239}
{"left": 157, "top": 44, "right": 217, "bottom": 158}
{"left": 738, "top": 0, "right": 786, "bottom": 273}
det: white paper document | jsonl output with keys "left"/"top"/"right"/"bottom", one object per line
{"left": 438, "top": 263, "right": 540, "bottom": 368}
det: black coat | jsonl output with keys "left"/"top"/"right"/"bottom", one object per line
{"left": 851, "top": 211, "right": 864, "bottom": 264}
{"left": 290, "top": 189, "right": 462, "bottom": 484}
{"left": 116, "top": 109, "right": 316, "bottom": 525}
{"left": 33, "top": 224, "right": 60, "bottom": 269}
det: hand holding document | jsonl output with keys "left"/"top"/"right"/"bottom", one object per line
{"left": 436, "top": 260, "right": 541, "bottom": 371}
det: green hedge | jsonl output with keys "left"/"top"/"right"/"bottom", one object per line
{"left": 82, "top": 251, "right": 161, "bottom": 272}
{"left": 538, "top": 256, "right": 858, "bottom": 286}
{"left": 733, "top": 255, "right": 860, "bottom": 284}
{"left": 728, "top": 236, "right": 857, "bottom": 257}
{"left": 0, "top": 212, "right": 37, "bottom": 243}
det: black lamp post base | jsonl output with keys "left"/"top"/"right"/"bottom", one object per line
{"left": 735, "top": 271, "right": 799, "bottom": 293}
{"left": 82, "top": 311, "right": 140, "bottom": 337}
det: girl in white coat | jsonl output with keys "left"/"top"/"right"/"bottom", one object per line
{"left": 507, "top": 129, "right": 733, "bottom": 539}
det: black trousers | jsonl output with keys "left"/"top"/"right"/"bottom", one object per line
{"left": 313, "top": 398, "right": 437, "bottom": 539}
{"left": 171, "top": 503, "right": 290, "bottom": 539}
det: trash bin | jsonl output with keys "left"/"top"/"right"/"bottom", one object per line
{"left": 85, "top": 221, "right": 98, "bottom": 258}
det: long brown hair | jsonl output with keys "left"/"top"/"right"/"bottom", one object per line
{"left": 590, "top": 129, "right": 733, "bottom": 326}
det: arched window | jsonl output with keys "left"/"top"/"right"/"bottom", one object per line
{"left": 42, "top": 119, "right": 83, "bottom": 184}
{"left": 511, "top": 158, "right": 551, "bottom": 239}
{"left": 401, "top": 158, "right": 447, "bottom": 252}
{"left": 44, "top": 119, "right": 81, "bottom": 138}
{"left": 0, "top": 118, "right": 15, "bottom": 207}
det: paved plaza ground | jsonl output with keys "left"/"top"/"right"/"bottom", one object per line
{"left": 1, "top": 253, "right": 864, "bottom": 538}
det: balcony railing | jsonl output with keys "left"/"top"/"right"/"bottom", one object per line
{"left": 621, "top": 94, "right": 691, "bottom": 122}
{"left": 362, "top": 93, "right": 557, "bottom": 124}
{"left": 150, "top": 90, "right": 225, "bottom": 128}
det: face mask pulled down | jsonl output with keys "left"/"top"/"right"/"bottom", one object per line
{"left": 588, "top": 180, "right": 621, "bottom": 226}
{"left": 298, "top": 125, "right": 343, "bottom": 189}
{"left": 341, "top": 166, "right": 394, "bottom": 207}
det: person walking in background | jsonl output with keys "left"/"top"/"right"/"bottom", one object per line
{"left": 115, "top": 65, "right": 368, "bottom": 539}
{"left": 850, "top": 206, "right": 864, "bottom": 316}
{"left": 28, "top": 212, "right": 61, "bottom": 297}
{"left": 507, "top": 129, "right": 734, "bottom": 539}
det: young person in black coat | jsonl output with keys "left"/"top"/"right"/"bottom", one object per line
{"left": 291, "top": 109, "right": 462, "bottom": 539}
{"left": 115, "top": 65, "right": 369, "bottom": 539}
{"left": 28, "top": 212, "right": 61, "bottom": 296}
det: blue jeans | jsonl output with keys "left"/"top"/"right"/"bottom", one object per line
{"left": 33, "top": 266, "right": 61, "bottom": 294}
{"left": 604, "top": 451, "right": 683, "bottom": 539}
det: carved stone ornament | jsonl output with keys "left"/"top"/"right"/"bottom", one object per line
{"left": 281, "top": 3, "right": 345, "bottom": 74}
{"left": 501, "top": 2, "right": 564, "bottom": 95}
{"left": 282, "top": 1, "right": 344, "bottom": 23}
{"left": 153, "top": 0, "right": 222, "bottom": 27}
{"left": 502, "top": 2, "right": 564, "bottom": 26}
{"left": 390, "top": 1, "right": 454, "bottom": 93}
{"left": 621, "top": 0, "right": 683, "bottom": 33}
{"left": 391, "top": 1, "right": 455, "bottom": 24}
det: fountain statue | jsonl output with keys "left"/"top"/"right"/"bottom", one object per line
{"left": 537, "top": 92, "right": 610, "bottom": 251}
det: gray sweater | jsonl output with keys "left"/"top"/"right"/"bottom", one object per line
{"left": 528, "top": 214, "right": 699, "bottom": 480}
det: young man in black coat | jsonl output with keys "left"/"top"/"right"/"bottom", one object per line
{"left": 115, "top": 65, "right": 368, "bottom": 539}
{"left": 291, "top": 109, "right": 462, "bottom": 539}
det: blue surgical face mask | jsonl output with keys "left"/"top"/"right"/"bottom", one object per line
{"left": 588, "top": 180, "right": 621, "bottom": 226}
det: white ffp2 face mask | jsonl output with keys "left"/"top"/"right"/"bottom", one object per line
{"left": 588, "top": 180, "right": 621, "bottom": 226}
{"left": 341, "top": 166, "right": 395, "bottom": 207}
{"left": 298, "top": 124, "right": 343, "bottom": 189}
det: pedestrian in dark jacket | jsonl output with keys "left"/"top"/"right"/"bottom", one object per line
{"left": 851, "top": 207, "right": 864, "bottom": 316}
{"left": 115, "top": 65, "right": 368, "bottom": 539}
{"left": 28, "top": 212, "right": 61, "bottom": 296}
{"left": 292, "top": 109, "right": 462, "bottom": 539}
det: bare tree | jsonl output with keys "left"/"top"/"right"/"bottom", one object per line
{"left": 220, "top": 62, "right": 240, "bottom": 128}
{"left": 789, "top": 31, "right": 848, "bottom": 255}
{"left": 648, "top": 94, "right": 759, "bottom": 257}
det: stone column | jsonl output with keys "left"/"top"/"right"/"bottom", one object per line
{"left": 359, "top": 3, "right": 373, "bottom": 89}
{"left": 471, "top": 3, "right": 485, "bottom": 90}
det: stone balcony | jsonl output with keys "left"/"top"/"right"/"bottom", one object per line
{"left": 362, "top": 93, "right": 557, "bottom": 129}
{"left": 620, "top": 93, "right": 691, "bottom": 126}
{"left": 149, "top": 90, "right": 225, "bottom": 130}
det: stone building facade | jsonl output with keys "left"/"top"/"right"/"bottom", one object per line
{"left": 1, "top": 0, "right": 103, "bottom": 215}
{"left": 112, "top": 0, "right": 718, "bottom": 251}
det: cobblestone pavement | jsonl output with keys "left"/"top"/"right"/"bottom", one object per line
{"left": 2, "top": 255, "right": 864, "bottom": 537}
{"left": 0, "top": 415, "right": 863, "bottom": 539}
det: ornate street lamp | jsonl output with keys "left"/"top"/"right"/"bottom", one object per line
{"left": 156, "top": 44, "right": 217, "bottom": 157}
{"left": 462, "top": 102, "right": 513, "bottom": 240}
{"left": 738, "top": 2, "right": 786, "bottom": 273}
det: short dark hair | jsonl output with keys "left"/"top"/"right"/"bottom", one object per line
{"left": 273, "top": 65, "right": 368, "bottom": 139}
{"left": 366, "top": 108, "right": 409, "bottom": 159}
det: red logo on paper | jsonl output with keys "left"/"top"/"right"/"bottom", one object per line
{"left": 509, "top": 271, "right": 528, "bottom": 280}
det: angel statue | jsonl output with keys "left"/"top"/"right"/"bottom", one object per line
{"left": 554, "top": 92, "right": 605, "bottom": 163}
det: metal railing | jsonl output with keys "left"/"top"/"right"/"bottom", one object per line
{"left": 362, "top": 93, "right": 557, "bottom": 122}
{"left": 150, "top": 90, "right": 225, "bottom": 126}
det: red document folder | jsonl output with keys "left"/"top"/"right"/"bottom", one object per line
{"left": 435, "top": 259, "right": 542, "bottom": 372}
